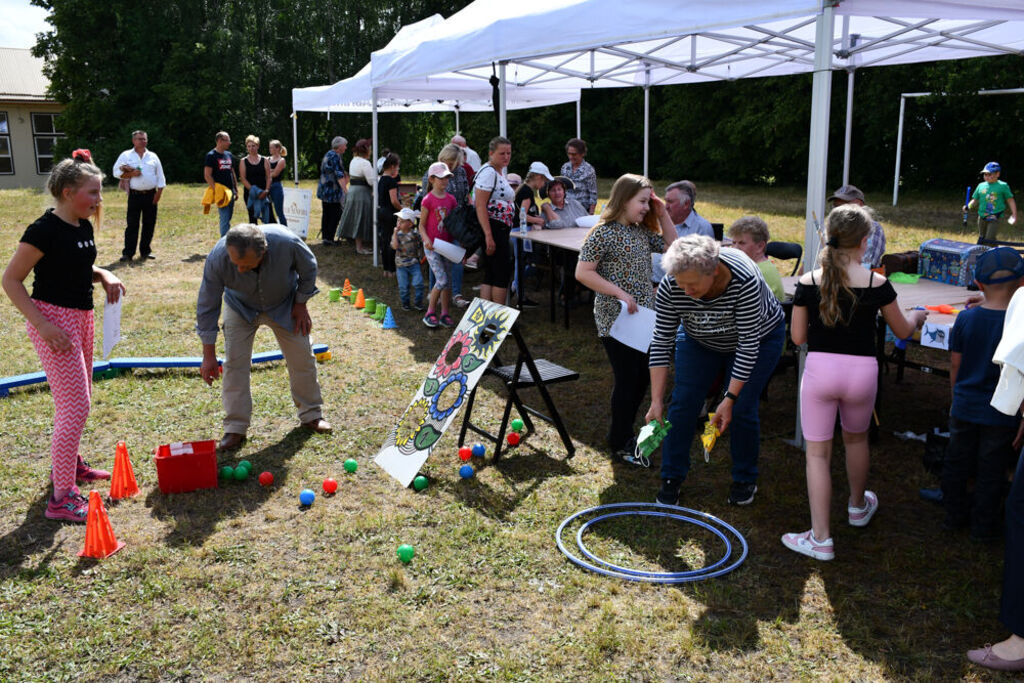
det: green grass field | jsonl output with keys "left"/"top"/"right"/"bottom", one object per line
{"left": 0, "top": 181, "right": 1013, "bottom": 680}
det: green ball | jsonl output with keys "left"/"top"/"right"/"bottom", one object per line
{"left": 238, "top": 460, "right": 252, "bottom": 471}
{"left": 413, "top": 475, "right": 428, "bottom": 491}
{"left": 510, "top": 418, "right": 524, "bottom": 432}
{"left": 232, "top": 466, "right": 249, "bottom": 481}
{"left": 235, "top": 464, "right": 251, "bottom": 478}
{"left": 397, "top": 544, "right": 415, "bottom": 563}
{"left": 220, "top": 465, "right": 234, "bottom": 479}
{"left": 344, "top": 458, "right": 358, "bottom": 473}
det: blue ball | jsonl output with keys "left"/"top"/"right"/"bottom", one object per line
{"left": 471, "top": 443, "right": 485, "bottom": 458}
{"left": 459, "top": 464, "right": 475, "bottom": 479}
{"left": 299, "top": 488, "right": 316, "bottom": 506}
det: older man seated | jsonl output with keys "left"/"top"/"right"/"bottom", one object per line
{"left": 540, "top": 176, "right": 589, "bottom": 229}
{"left": 665, "top": 180, "right": 714, "bottom": 238}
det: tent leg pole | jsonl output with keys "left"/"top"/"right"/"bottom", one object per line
{"left": 843, "top": 70, "right": 854, "bottom": 186}
{"left": 893, "top": 95, "right": 906, "bottom": 206}
{"left": 576, "top": 99, "right": 581, "bottom": 139}
{"left": 292, "top": 112, "right": 299, "bottom": 187}
{"left": 499, "top": 62, "right": 507, "bottom": 138}
{"left": 455, "top": 107, "right": 460, "bottom": 134}
{"left": 372, "top": 92, "right": 379, "bottom": 268}
{"left": 643, "top": 84, "right": 650, "bottom": 178}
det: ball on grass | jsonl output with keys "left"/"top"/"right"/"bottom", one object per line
{"left": 471, "top": 443, "right": 485, "bottom": 458}
{"left": 322, "top": 478, "right": 338, "bottom": 494}
{"left": 220, "top": 465, "right": 234, "bottom": 479}
{"left": 238, "top": 459, "right": 252, "bottom": 471}
{"left": 458, "top": 447, "right": 472, "bottom": 462}
{"left": 299, "top": 488, "right": 315, "bottom": 506}
{"left": 413, "top": 475, "right": 429, "bottom": 492}
{"left": 397, "top": 544, "right": 415, "bottom": 563}
{"left": 258, "top": 471, "right": 274, "bottom": 486}
{"left": 506, "top": 432, "right": 521, "bottom": 446}
{"left": 510, "top": 418, "right": 524, "bottom": 432}
{"left": 459, "top": 464, "right": 474, "bottom": 479}
{"left": 344, "top": 459, "right": 358, "bottom": 473}
{"left": 233, "top": 466, "right": 249, "bottom": 481}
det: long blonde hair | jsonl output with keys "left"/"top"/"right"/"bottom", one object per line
{"left": 818, "top": 204, "right": 872, "bottom": 327}
{"left": 595, "top": 174, "right": 660, "bottom": 234}
{"left": 48, "top": 151, "right": 104, "bottom": 229}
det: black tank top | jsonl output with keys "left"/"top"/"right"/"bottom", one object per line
{"left": 268, "top": 159, "right": 282, "bottom": 185}
{"left": 244, "top": 156, "right": 267, "bottom": 190}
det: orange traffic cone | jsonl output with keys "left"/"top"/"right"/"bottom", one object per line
{"left": 354, "top": 288, "right": 366, "bottom": 309}
{"left": 78, "top": 491, "right": 125, "bottom": 558}
{"left": 109, "top": 441, "right": 140, "bottom": 499}
{"left": 341, "top": 279, "right": 352, "bottom": 297}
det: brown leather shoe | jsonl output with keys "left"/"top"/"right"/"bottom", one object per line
{"left": 217, "top": 432, "right": 246, "bottom": 451}
{"left": 302, "top": 418, "right": 333, "bottom": 434}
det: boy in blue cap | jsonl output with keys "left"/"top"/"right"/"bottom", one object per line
{"left": 965, "top": 162, "right": 1017, "bottom": 242}
{"left": 942, "top": 247, "right": 1024, "bottom": 541}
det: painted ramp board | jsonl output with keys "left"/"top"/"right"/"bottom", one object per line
{"left": 375, "top": 299, "right": 519, "bottom": 487}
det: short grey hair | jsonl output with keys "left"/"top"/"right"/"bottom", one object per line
{"left": 665, "top": 180, "right": 694, "bottom": 207}
{"left": 663, "top": 235, "right": 720, "bottom": 276}
{"left": 225, "top": 224, "right": 268, "bottom": 257}
{"left": 331, "top": 136, "right": 347, "bottom": 150}
{"left": 451, "top": 134, "right": 467, "bottom": 147}
{"left": 728, "top": 215, "right": 770, "bottom": 244}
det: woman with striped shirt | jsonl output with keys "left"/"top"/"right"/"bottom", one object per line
{"left": 646, "top": 235, "right": 785, "bottom": 507}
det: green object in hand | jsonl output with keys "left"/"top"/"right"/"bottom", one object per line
{"left": 636, "top": 419, "right": 673, "bottom": 461}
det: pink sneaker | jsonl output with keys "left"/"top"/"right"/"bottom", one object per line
{"left": 848, "top": 490, "right": 878, "bottom": 527}
{"left": 781, "top": 530, "right": 835, "bottom": 560}
{"left": 76, "top": 455, "right": 111, "bottom": 483}
{"left": 45, "top": 491, "right": 89, "bottom": 522}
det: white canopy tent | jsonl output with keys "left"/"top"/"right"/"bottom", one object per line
{"left": 369, "top": 0, "right": 1024, "bottom": 261}
{"left": 290, "top": 15, "right": 580, "bottom": 263}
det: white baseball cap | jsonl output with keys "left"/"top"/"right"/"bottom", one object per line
{"left": 394, "top": 207, "right": 420, "bottom": 221}
{"left": 428, "top": 161, "right": 453, "bottom": 178}
{"left": 528, "top": 161, "right": 553, "bottom": 180}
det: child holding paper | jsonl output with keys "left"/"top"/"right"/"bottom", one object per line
{"left": 420, "top": 161, "right": 458, "bottom": 328}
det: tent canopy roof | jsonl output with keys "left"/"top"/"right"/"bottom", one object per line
{"left": 369, "top": 0, "right": 1024, "bottom": 91}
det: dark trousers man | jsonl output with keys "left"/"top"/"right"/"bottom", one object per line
{"left": 123, "top": 189, "right": 158, "bottom": 259}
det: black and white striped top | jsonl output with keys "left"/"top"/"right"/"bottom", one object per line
{"left": 649, "top": 248, "right": 784, "bottom": 382}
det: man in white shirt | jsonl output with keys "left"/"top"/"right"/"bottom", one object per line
{"left": 451, "top": 134, "right": 481, "bottom": 172}
{"left": 665, "top": 180, "right": 714, "bottom": 239}
{"left": 112, "top": 130, "right": 166, "bottom": 262}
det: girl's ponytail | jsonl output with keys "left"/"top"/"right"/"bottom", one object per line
{"left": 818, "top": 204, "right": 872, "bottom": 327}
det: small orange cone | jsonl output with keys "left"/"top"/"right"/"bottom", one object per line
{"left": 354, "top": 288, "right": 366, "bottom": 309}
{"left": 341, "top": 279, "right": 352, "bottom": 297}
{"left": 109, "top": 441, "right": 140, "bottom": 499}
{"left": 78, "top": 491, "right": 125, "bottom": 558}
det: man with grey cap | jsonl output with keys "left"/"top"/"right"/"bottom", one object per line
{"left": 197, "top": 223, "right": 332, "bottom": 451}
{"left": 665, "top": 180, "right": 714, "bottom": 239}
{"left": 829, "top": 184, "right": 886, "bottom": 269}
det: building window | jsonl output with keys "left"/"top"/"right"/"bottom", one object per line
{"left": 32, "top": 112, "right": 64, "bottom": 174}
{"left": 0, "top": 112, "right": 11, "bottom": 174}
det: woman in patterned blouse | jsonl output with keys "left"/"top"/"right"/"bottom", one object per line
{"left": 575, "top": 174, "right": 677, "bottom": 462}
{"left": 560, "top": 138, "right": 598, "bottom": 215}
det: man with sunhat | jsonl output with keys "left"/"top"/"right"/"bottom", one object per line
{"left": 829, "top": 184, "right": 887, "bottom": 269}
{"left": 966, "top": 162, "right": 1018, "bottom": 243}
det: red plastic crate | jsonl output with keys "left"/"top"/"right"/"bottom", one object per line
{"left": 154, "top": 440, "right": 218, "bottom": 494}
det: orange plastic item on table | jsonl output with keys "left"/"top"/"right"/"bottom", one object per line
{"left": 78, "top": 491, "right": 125, "bottom": 558}
{"left": 925, "top": 304, "right": 957, "bottom": 315}
{"left": 109, "top": 441, "right": 140, "bottom": 499}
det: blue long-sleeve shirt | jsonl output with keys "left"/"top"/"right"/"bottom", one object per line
{"left": 196, "top": 226, "right": 319, "bottom": 344}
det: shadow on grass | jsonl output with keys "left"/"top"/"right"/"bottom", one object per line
{"left": 0, "top": 490, "right": 69, "bottom": 579}
{"left": 444, "top": 447, "right": 575, "bottom": 521}
{"left": 143, "top": 427, "right": 313, "bottom": 547}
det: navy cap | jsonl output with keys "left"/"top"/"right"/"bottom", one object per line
{"left": 975, "top": 246, "right": 1024, "bottom": 285}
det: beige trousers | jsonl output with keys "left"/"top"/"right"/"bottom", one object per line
{"left": 221, "top": 305, "right": 324, "bottom": 434}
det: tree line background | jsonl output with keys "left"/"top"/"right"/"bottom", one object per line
{"left": 32, "top": 0, "right": 1024, "bottom": 195}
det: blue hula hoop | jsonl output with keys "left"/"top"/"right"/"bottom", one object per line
{"left": 555, "top": 502, "right": 748, "bottom": 584}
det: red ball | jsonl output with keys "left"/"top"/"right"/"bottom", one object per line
{"left": 258, "top": 471, "right": 274, "bottom": 487}
{"left": 458, "top": 446, "right": 473, "bottom": 461}
{"left": 322, "top": 477, "right": 338, "bottom": 494}
{"left": 506, "top": 432, "right": 521, "bottom": 446}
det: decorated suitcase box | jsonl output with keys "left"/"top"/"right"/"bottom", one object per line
{"left": 917, "top": 239, "right": 987, "bottom": 287}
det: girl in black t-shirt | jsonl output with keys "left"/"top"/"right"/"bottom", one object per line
{"left": 782, "top": 204, "right": 926, "bottom": 561}
{"left": 1, "top": 152, "right": 126, "bottom": 523}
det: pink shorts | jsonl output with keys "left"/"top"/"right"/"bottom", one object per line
{"left": 800, "top": 351, "right": 878, "bottom": 441}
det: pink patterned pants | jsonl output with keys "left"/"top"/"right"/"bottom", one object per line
{"left": 25, "top": 300, "right": 94, "bottom": 491}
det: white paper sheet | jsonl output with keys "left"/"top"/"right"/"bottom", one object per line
{"left": 609, "top": 300, "right": 656, "bottom": 353}
{"left": 432, "top": 238, "right": 466, "bottom": 264}
{"left": 103, "top": 298, "right": 122, "bottom": 359}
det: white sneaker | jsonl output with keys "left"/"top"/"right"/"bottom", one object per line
{"left": 848, "top": 490, "right": 878, "bottom": 527}
{"left": 781, "top": 530, "right": 835, "bottom": 561}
